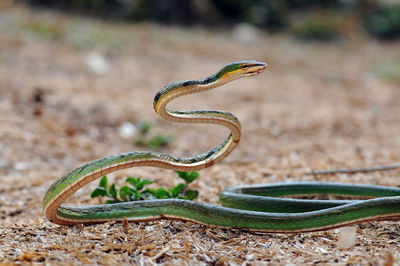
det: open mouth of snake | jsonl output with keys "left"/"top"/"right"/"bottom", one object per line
{"left": 250, "top": 69, "right": 263, "bottom": 74}
{"left": 247, "top": 66, "right": 266, "bottom": 75}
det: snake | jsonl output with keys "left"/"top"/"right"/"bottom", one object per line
{"left": 43, "top": 61, "right": 400, "bottom": 233}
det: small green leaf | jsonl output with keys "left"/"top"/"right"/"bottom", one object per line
{"left": 120, "top": 186, "right": 134, "bottom": 195}
{"left": 155, "top": 188, "right": 171, "bottom": 199}
{"left": 137, "top": 179, "right": 153, "bottom": 190}
{"left": 185, "top": 190, "right": 199, "bottom": 200}
{"left": 147, "top": 134, "right": 173, "bottom": 148}
{"left": 170, "top": 183, "right": 185, "bottom": 198}
{"left": 131, "top": 191, "right": 142, "bottom": 201}
{"left": 90, "top": 187, "right": 108, "bottom": 198}
{"left": 188, "top": 172, "right": 199, "bottom": 179}
{"left": 126, "top": 177, "right": 139, "bottom": 187}
{"left": 126, "top": 177, "right": 153, "bottom": 190}
{"left": 144, "top": 188, "right": 156, "bottom": 195}
{"left": 176, "top": 171, "right": 199, "bottom": 184}
{"left": 133, "top": 137, "right": 147, "bottom": 146}
{"left": 105, "top": 199, "right": 120, "bottom": 204}
{"left": 99, "top": 176, "right": 108, "bottom": 188}
{"left": 109, "top": 184, "right": 117, "bottom": 199}
{"left": 136, "top": 183, "right": 144, "bottom": 190}
{"left": 175, "top": 171, "right": 188, "bottom": 179}
{"left": 120, "top": 186, "right": 134, "bottom": 201}
{"left": 137, "top": 121, "right": 152, "bottom": 135}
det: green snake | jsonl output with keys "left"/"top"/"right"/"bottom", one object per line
{"left": 43, "top": 61, "right": 400, "bottom": 233}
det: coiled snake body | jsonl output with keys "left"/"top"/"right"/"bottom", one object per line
{"left": 43, "top": 61, "right": 400, "bottom": 233}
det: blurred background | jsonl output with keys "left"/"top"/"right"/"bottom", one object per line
{"left": 9, "top": 0, "right": 400, "bottom": 40}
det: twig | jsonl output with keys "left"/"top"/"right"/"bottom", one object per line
{"left": 152, "top": 246, "right": 170, "bottom": 261}
{"left": 122, "top": 216, "right": 129, "bottom": 233}
{"left": 306, "top": 163, "right": 400, "bottom": 175}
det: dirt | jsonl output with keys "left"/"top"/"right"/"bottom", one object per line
{"left": 1, "top": 5, "right": 400, "bottom": 265}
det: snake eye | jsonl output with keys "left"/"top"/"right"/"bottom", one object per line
{"left": 241, "top": 64, "right": 249, "bottom": 70}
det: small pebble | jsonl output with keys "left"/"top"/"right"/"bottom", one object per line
{"left": 119, "top": 122, "right": 137, "bottom": 139}
{"left": 86, "top": 52, "right": 109, "bottom": 75}
{"left": 14, "top": 162, "right": 28, "bottom": 171}
{"left": 337, "top": 226, "right": 357, "bottom": 249}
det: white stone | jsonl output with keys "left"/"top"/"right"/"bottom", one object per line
{"left": 86, "top": 52, "right": 109, "bottom": 75}
{"left": 337, "top": 226, "right": 357, "bottom": 249}
{"left": 119, "top": 122, "right": 137, "bottom": 139}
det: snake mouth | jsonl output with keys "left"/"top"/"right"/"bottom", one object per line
{"left": 245, "top": 63, "right": 267, "bottom": 76}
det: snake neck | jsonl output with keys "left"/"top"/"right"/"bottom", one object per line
{"left": 153, "top": 74, "right": 241, "bottom": 168}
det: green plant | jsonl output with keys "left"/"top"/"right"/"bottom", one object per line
{"left": 136, "top": 121, "right": 152, "bottom": 134}
{"left": 146, "top": 134, "right": 173, "bottom": 148}
{"left": 245, "top": 0, "right": 289, "bottom": 31}
{"left": 90, "top": 171, "right": 199, "bottom": 203}
{"left": 363, "top": 4, "right": 400, "bottom": 40}
{"left": 292, "top": 12, "right": 345, "bottom": 41}
{"left": 133, "top": 121, "right": 173, "bottom": 148}
{"left": 19, "top": 19, "right": 65, "bottom": 41}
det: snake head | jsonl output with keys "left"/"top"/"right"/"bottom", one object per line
{"left": 218, "top": 61, "right": 267, "bottom": 81}
{"left": 241, "top": 61, "right": 268, "bottom": 77}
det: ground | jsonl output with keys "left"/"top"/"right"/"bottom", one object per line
{"left": 1, "top": 5, "right": 400, "bottom": 265}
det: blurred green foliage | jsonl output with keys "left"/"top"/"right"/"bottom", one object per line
{"left": 19, "top": 18, "right": 65, "bottom": 40}
{"left": 363, "top": 4, "right": 400, "bottom": 39}
{"left": 133, "top": 121, "right": 173, "bottom": 149}
{"left": 244, "top": 0, "right": 289, "bottom": 31}
{"left": 373, "top": 61, "right": 400, "bottom": 82}
{"left": 293, "top": 12, "right": 345, "bottom": 42}
{"left": 23, "top": 0, "right": 400, "bottom": 40}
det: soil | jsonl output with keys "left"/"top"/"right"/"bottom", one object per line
{"left": 1, "top": 5, "right": 400, "bottom": 265}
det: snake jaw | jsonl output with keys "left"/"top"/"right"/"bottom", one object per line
{"left": 244, "top": 63, "right": 267, "bottom": 77}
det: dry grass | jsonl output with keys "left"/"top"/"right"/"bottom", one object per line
{"left": 1, "top": 4, "right": 400, "bottom": 265}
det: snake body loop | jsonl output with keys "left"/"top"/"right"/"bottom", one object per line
{"left": 43, "top": 61, "right": 400, "bottom": 233}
